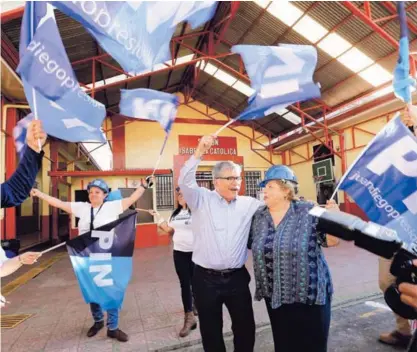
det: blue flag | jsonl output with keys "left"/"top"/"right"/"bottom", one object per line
{"left": 66, "top": 211, "right": 137, "bottom": 310}
{"left": 393, "top": 2, "right": 416, "bottom": 103}
{"left": 18, "top": 2, "right": 106, "bottom": 142}
{"left": 51, "top": 1, "right": 217, "bottom": 74}
{"left": 13, "top": 114, "right": 34, "bottom": 159}
{"left": 338, "top": 114, "right": 417, "bottom": 245}
{"left": 119, "top": 88, "right": 179, "bottom": 134}
{"left": 232, "top": 44, "right": 321, "bottom": 120}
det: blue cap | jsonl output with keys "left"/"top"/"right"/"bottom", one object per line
{"left": 259, "top": 165, "right": 298, "bottom": 188}
{"left": 87, "top": 179, "right": 109, "bottom": 194}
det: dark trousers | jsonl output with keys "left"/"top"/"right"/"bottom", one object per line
{"left": 192, "top": 265, "right": 255, "bottom": 352}
{"left": 173, "top": 250, "right": 194, "bottom": 313}
{"left": 265, "top": 298, "right": 331, "bottom": 352}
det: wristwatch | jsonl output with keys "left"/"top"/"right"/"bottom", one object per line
{"left": 140, "top": 183, "right": 148, "bottom": 190}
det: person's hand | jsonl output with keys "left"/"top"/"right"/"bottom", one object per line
{"left": 403, "top": 104, "right": 417, "bottom": 127}
{"left": 399, "top": 259, "right": 417, "bottom": 310}
{"left": 30, "top": 188, "right": 41, "bottom": 198}
{"left": 148, "top": 209, "right": 164, "bottom": 223}
{"left": 195, "top": 135, "right": 216, "bottom": 158}
{"left": 145, "top": 175, "right": 155, "bottom": 188}
{"left": 325, "top": 199, "right": 339, "bottom": 212}
{"left": 19, "top": 252, "right": 41, "bottom": 265}
{"left": 148, "top": 209, "right": 159, "bottom": 217}
{"left": 26, "top": 120, "right": 47, "bottom": 153}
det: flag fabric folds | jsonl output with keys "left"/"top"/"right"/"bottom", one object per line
{"left": 337, "top": 114, "right": 417, "bottom": 245}
{"left": 66, "top": 211, "right": 137, "bottom": 310}
{"left": 232, "top": 44, "right": 321, "bottom": 120}
{"left": 18, "top": 1, "right": 106, "bottom": 143}
{"left": 51, "top": 1, "right": 217, "bottom": 74}
{"left": 13, "top": 114, "right": 34, "bottom": 159}
{"left": 119, "top": 88, "right": 179, "bottom": 134}
{"left": 393, "top": 2, "right": 416, "bottom": 103}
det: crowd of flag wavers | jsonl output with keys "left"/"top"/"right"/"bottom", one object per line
{"left": 0, "top": 106, "right": 416, "bottom": 351}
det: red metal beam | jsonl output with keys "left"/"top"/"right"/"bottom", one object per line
{"left": 341, "top": 1, "right": 398, "bottom": 49}
{"left": 213, "top": 2, "right": 240, "bottom": 51}
{"left": 1, "top": 6, "right": 24, "bottom": 23}
{"left": 316, "top": 2, "right": 408, "bottom": 78}
{"left": 380, "top": 1, "right": 417, "bottom": 36}
{"left": 1, "top": 31, "right": 19, "bottom": 70}
{"left": 49, "top": 169, "right": 172, "bottom": 177}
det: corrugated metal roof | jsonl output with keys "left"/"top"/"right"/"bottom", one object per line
{"left": 2, "top": 1, "right": 417, "bottom": 139}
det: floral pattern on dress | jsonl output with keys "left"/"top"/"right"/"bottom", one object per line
{"left": 248, "top": 200, "right": 333, "bottom": 309}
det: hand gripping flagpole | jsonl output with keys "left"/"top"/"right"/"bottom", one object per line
{"left": 30, "top": 1, "right": 42, "bottom": 152}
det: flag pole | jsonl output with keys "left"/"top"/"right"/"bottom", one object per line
{"left": 30, "top": 1, "right": 42, "bottom": 152}
{"left": 214, "top": 117, "right": 239, "bottom": 136}
{"left": 151, "top": 133, "right": 170, "bottom": 177}
{"left": 41, "top": 241, "right": 66, "bottom": 254}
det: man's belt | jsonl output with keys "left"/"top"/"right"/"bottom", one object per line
{"left": 196, "top": 265, "right": 244, "bottom": 276}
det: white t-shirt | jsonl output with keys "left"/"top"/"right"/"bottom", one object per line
{"left": 168, "top": 209, "right": 193, "bottom": 252}
{"left": 71, "top": 200, "right": 123, "bottom": 235}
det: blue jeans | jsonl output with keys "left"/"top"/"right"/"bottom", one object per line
{"left": 90, "top": 303, "right": 119, "bottom": 330}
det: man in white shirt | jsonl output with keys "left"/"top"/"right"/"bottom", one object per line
{"left": 179, "top": 135, "right": 262, "bottom": 352}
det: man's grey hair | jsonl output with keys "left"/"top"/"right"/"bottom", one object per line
{"left": 212, "top": 161, "right": 242, "bottom": 180}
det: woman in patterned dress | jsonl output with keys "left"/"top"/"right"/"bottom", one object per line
{"left": 248, "top": 165, "right": 339, "bottom": 352}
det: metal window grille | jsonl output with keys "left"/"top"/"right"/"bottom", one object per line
{"left": 244, "top": 171, "right": 262, "bottom": 198}
{"left": 196, "top": 171, "right": 214, "bottom": 190}
{"left": 156, "top": 175, "right": 174, "bottom": 209}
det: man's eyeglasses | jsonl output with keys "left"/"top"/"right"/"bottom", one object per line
{"left": 216, "top": 177, "right": 242, "bottom": 182}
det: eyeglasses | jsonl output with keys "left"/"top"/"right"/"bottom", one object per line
{"left": 216, "top": 177, "right": 242, "bottom": 182}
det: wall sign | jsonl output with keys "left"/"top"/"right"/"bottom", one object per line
{"left": 178, "top": 135, "right": 238, "bottom": 156}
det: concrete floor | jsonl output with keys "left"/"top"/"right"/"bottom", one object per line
{"left": 1, "top": 241, "right": 409, "bottom": 352}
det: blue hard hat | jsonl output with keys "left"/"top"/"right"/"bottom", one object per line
{"left": 87, "top": 179, "right": 109, "bottom": 194}
{"left": 259, "top": 165, "right": 298, "bottom": 188}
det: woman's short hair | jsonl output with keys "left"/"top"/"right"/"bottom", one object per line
{"left": 212, "top": 161, "right": 242, "bottom": 180}
{"left": 271, "top": 180, "right": 298, "bottom": 200}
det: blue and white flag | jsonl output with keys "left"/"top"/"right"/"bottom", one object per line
{"left": 338, "top": 114, "right": 417, "bottom": 245}
{"left": 232, "top": 44, "right": 321, "bottom": 120}
{"left": 13, "top": 114, "right": 34, "bottom": 159}
{"left": 66, "top": 211, "right": 137, "bottom": 310}
{"left": 51, "top": 1, "right": 217, "bottom": 74}
{"left": 119, "top": 88, "right": 179, "bottom": 134}
{"left": 18, "top": 1, "right": 106, "bottom": 143}
{"left": 393, "top": 2, "right": 416, "bottom": 103}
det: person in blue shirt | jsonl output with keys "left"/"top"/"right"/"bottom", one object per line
{"left": 248, "top": 165, "right": 339, "bottom": 352}
{"left": 1, "top": 120, "right": 46, "bottom": 208}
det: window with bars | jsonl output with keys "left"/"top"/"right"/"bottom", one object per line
{"left": 244, "top": 171, "right": 262, "bottom": 199}
{"left": 156, "top": 174, "right": 174, "bottom": 209}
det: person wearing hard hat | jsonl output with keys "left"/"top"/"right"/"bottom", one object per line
{"left": 31, "top": 177, "right": 153, "bottom": 342}
{"left": 248, "top": 165, "right": 339, "bottom": 352}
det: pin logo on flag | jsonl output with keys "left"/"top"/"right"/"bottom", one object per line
{"left": 337, "top": 114, "right": 417, "bottom": 245}
{"left": 231, "top": 44, "right": 321, "bottom": 121}
{"left": 66, "top": 211, "right": 137, "bottom": 310}
{"left": 119, "top": 88, "right": 179, "bottom": 134}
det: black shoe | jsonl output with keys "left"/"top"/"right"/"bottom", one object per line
{"left": 107, "top": 328, "right": 129, "bottom": 342}
{"left": 87, "top": 321, "right": 104, "bottom": 337}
